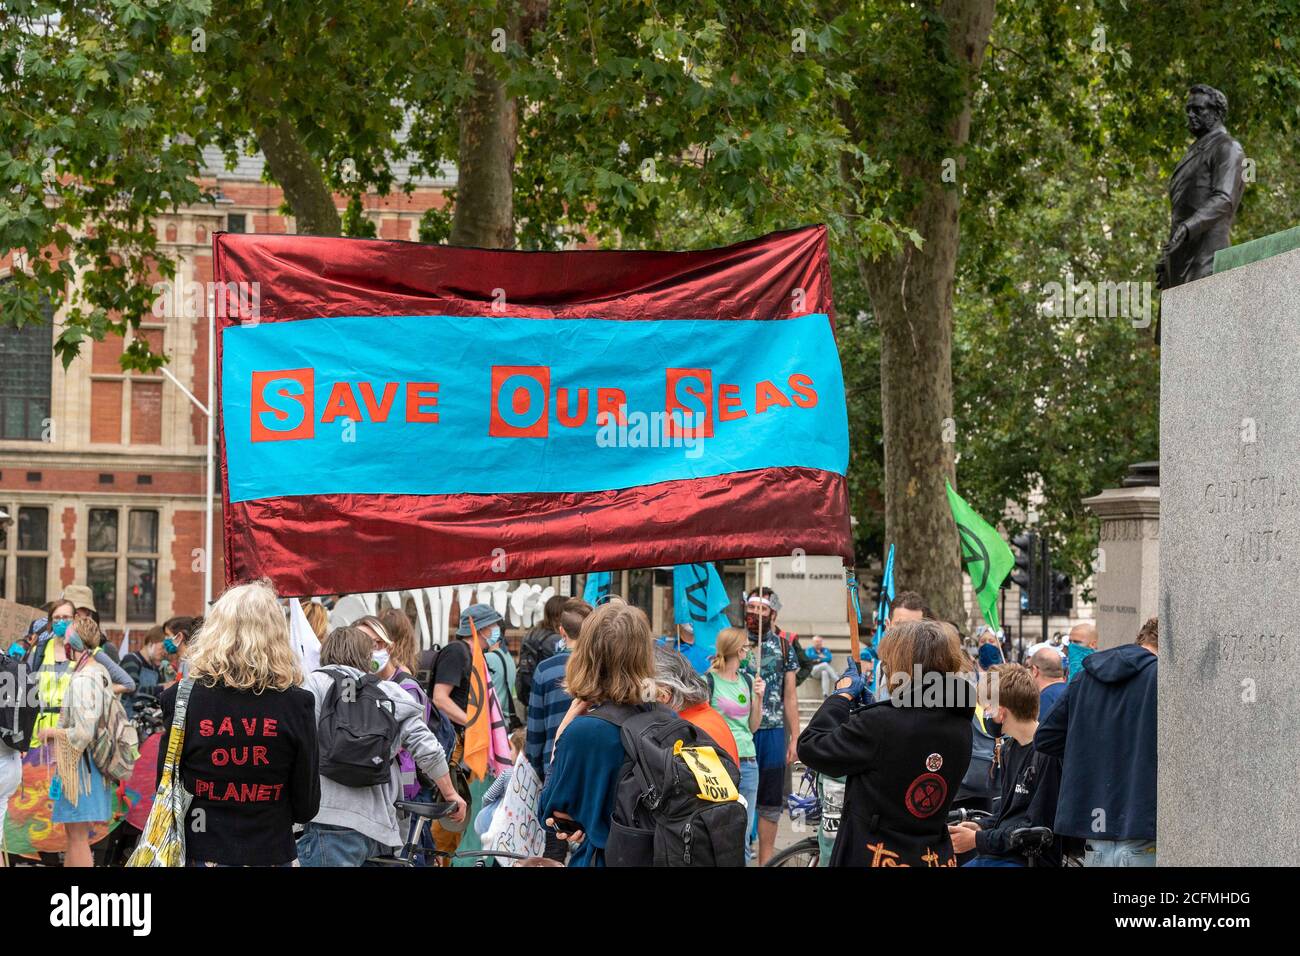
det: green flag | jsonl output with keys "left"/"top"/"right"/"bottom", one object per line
{"left": 945, "top": 480, "right": 1014, "bottom": 632}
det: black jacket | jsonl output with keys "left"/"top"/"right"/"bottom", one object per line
{"left": 799, "top": 683, "right": 973, "bottom": 868}
{"left": 159, "top": 680, "right": 320, "bottom": 866}
{"left": 1034, "top": 644, "right": 1157, "bottom": 840}
{"left": 974, "top": 736, "right": 1062, "bottom": 865}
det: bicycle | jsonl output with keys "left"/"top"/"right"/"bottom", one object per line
{"left": 364, "top": 800, "right": 457, "bottom": 866}
{"left": 947, "top": 809, "right": 1067, "bottom": 867}
{"left": 765, "top": 769, "right": 835, "bottom": 867}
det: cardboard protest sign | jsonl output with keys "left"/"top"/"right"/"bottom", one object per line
{"left": 0, "top": 597, "right": 44, "bottom": 644}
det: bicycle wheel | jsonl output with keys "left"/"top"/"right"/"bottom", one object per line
{"left": 764, "top": 836, "right": 820, "bottom": 868}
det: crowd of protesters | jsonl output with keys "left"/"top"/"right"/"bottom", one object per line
{"left": 1, "top": 575, "right": 1157, "bottom": 869}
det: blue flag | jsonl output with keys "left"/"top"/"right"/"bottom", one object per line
{"left": 866, "top": 545, "right": 895, "bottom": 696}
{"left": 671, "top": 563, "right": 731, "bottom": 671}
{"left": 583, "top": 571, "right": 612, "bottom": 606}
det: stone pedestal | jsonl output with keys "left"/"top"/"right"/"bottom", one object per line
{"left": 1082, "top": 484, "right": 1160, "bottom": 649}
{"left": 1159, "top": 245, "right": 1300, "bottom": 867}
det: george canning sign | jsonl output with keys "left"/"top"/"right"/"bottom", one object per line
{"left": 215, "top": 226, "right": 851, "bottom": 596}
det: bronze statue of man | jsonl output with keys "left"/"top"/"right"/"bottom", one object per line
{"left": 1156, "top": 84, "right": 1245, "bottom": 290}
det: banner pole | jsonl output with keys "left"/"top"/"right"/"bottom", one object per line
{"left": 846, "top": 565, "right": 861, "bottom": 666}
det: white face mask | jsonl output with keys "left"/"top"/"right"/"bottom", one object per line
{"left": 371, "top": 649, "right": 390, "bottom": 672}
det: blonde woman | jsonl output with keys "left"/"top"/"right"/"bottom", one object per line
{"left": 537, "top": 599, "right": 656, "bottom": 867}
{"left": 154, "top": 581, "right": 320, "bottom": 866}
{"left": 798, "top": 619, "right": 976, "bottom": 867}
{"left": 708, "top": 626, "right": 765, "bottom": 861}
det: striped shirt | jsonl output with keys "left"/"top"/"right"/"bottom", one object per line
{"left": 525, "top": 649, "right": 572, "bottom": 781}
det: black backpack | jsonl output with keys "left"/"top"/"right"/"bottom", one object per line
{"left": 0, "top": 650, "right": 39, "bottom": 753}
{"left": 416, "top": 645, "right": 465, "bottom": 758}
{"left": 786, "top": 632, "right": 814, "bottom": 687}
{"left": 590, "top": 703, "right": 747, "bottom": 867}
{"left": 515, "top": 627, "right": 561, "bottom": 705}
{"left": 316, "top": 668, "right": 400, "bottom": 787}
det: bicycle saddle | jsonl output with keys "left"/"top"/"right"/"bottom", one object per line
{"left": 396, "top": 800, "right": 455, "bottom": 820}
{"left": 1008, "top": 826, "right": 1054, "bottom": 850}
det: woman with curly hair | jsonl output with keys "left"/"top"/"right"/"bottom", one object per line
{"left": 155, "top": 580, "right": 320, "bottom": 866}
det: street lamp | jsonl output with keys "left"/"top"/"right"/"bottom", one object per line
{"left": 157, "top": 286, "right": 215, "bottom": 610}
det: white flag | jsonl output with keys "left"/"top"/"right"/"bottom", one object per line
{"left": 289, "top": 598, "right": 321, "bottom": 681}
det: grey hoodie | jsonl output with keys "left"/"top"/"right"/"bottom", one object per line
{"left": 303, "top": 666, "right": 450, "bottom": 847}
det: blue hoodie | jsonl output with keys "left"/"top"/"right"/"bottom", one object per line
{"left": 1034, "top": 643, "right": 1157, "bottom": 840}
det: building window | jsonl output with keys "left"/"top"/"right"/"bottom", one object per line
{"left": 0, "top": 293, "right": 53, "bottom": 440}
{"left": 226, "top": 213, "right": 247, "bottom": 233}
{"left": 86, "top": 507, "right": 160, "bottom": 623}
{"left": 0, "top": 505, "right": 50, "bottom": 606}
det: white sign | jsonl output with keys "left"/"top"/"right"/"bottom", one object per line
{"left": 483, "top": 754, "right": 546, "bottom": 866}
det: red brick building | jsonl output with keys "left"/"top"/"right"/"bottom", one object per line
{"left": 0, "top": 148, "right": 451, "bottom": 640}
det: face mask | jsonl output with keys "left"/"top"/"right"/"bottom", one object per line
{"left": 163, "top": 638, "right": 179, "bottom": 654}
{"left": 487, "top": 626, "right": 502, "bottom": 646}
{"left": 52, "top": 619, "right": 71, "bottom": 638}
{"left": 371, "top": 649, "right": 390, "bottom": 672}
{"left": 67, "top": 632, "right": 85, "bottom": 653}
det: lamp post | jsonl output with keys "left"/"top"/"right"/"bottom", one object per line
{"left": 158, "top": 285, "right": 215, "bottom": 609}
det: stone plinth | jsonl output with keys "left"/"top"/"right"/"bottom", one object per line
{"left": 1082, "top": 485, "right": 1160, "bottom": 650}
{"left": 1159, "top": 245, "right": 1300, "bottom": 867}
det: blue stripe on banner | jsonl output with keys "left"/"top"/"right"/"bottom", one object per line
{"left": 221, "top": 313, "right": 848, "bottom": 503}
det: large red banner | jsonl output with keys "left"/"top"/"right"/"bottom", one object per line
{"left": 214, "top": 225, "right": 852, "bottom": 596}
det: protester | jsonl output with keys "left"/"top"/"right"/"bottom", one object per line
{"left": 484, "top": 618, "right": 521, "bottom": 731}
{"left": 743, "top": 587, "right": 800, "bottom": 866}
{"left": 949, "top": 664, "right": 1063, "bottom": 866}
{"left": 525, "top": 597, "right": 593, "bottom": 862}
{"left": 1029, "top": 645, "right": 1068, "bottom": 719}
{"left": 976, "top": 631, "right": 1005, "bottom": 671}
{"left": 1036, "top": 617, "right": 1158, "bottom": 867}
{"left": 537, "top": 599, "right": 657, "bottom": 867}
{"left": 154, "top": 581, "right": 319, "bottom": 866}
{"left": 300, "top": 625, "right": 466, "bottom": 866}
{"left": 798, "top": 619, "right": 975, "bottom": 867}
{"left": 34, "top": 617, "right": 118, "bottom": 867}
{"left": 807, "top": 635, "right": 837, "bottom": 698}
{"left": 654, "top": 644, "right": 738, "bottom": 764}
{"left": 61, "top": 585, "right": 114, "bottom": 661}
{"left": 524, "top": 598, "right": 592, "bottom": 779}
{"left": 1066, "top": 622, "right": 1098, "bottom": 680}
{"left": 431, "top": 603, "right": 501, "bottom": 732}
{"left": 301, "top": 601, "right": 330, "bottom": 644}
{"left": 662, "top": 622, "right": 713, "bottom": 673}
{"left": 370, "top": 609, "right": 436, "bottom": 801}
{"left": 121, "top": 626, "right": 168, "bottom": 719}
{"left": 950, "top": 619, "right": 1000, "bottom": 819}
{"left": 0, "top": 732, "right": 17, "bottom": 867}
{"left": 29, "top": 603, "right": 134, "bottom": 755}
{"left": 890, "top": 590, "right": 932, "bottom": 625}
{"left": 68, "top": 617, "right": 136, "bottom": 696}
{"left": 474, "top": 728, "right": 527, "bottom": 840}
{"left": 162, "top": 615, "right": 200, "bottom": 679}
{"left": 707, "top": 626, "right": 764, "bottom": 861}
{"left": 516, "top": 594, "right": 566, "bottom": 707}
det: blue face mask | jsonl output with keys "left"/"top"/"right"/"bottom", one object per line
{"left": 67, "top": 632, "right": 85, "bottom": 653}
{"left": 52, "top": 619, "right": 71, "bottom": 638}
{"left": 163, "top": 637, "right": 179, "bottom": 654}
{"left": 487, "top": 626, "right": 502, "bottom": 646}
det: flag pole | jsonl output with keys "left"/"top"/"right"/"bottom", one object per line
{"left": 846, "top": 565, "right": 862, "bottom": 665}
